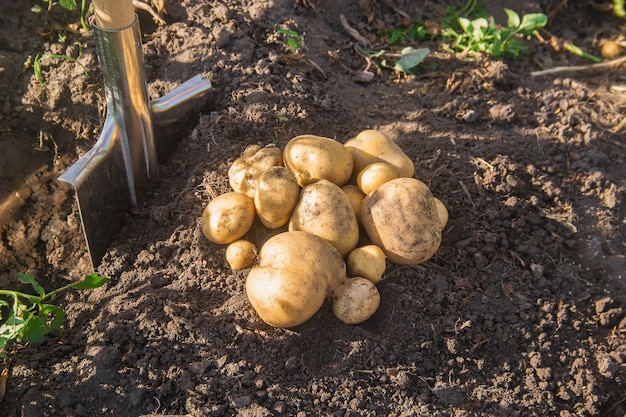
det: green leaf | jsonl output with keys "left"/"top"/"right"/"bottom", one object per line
{"left": 20, "top": 312, "right": 48, "bottom": 344}
{"left": 59, "top": 0, "right": 78, "bottom": 11}
{"left": 70, "top": 273, "right": 109, "bottom": 290}
{"left": 504, "top": 8, "right": 520, "bottom": 28}
{"left": 394, "top": 47, "right": 430, "bottom": 73}
{"left": 517, "top": 13, "right": 548, "bottom": 34}
{"left": 18, "top": 273, "right": 45, "bottom": 298}
{"left": 277, "top": 28, "right": 299, "bottom": 39}
{"left": 40, "top": 304, "right": 66, "bottom": 331}
{"left": 0, "top": 314, "right": 26, "bottom": 342}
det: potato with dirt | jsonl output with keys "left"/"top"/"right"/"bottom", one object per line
{"left": 245, "top": 231, "right": 346, "bottom": 327}
{"left": 356, "top": 162, "right": 399, "bottom": 194}
{"left": 360, "top": 177, "right": 447, "bottom": 265}
{"left": 332, "top": 277, "right": 381, "bottom": 324}
{"left": 347, "top": 245, "right": 387, "bottom": 284}
{"left": 345, "top": 129, "right": 414, "bottom": 179}
{"left": 228, "top": 144, "right": 284, "bottom": 198}
{"left": 225, "top": 239, "right": 257, "bottom": 270}
{"left": 254, "top": 166, "right": 301, "bottom": 229}
{"left": 201, "top": 192, "right": 256, "bottom": 244}
{"left": 288, "top": 179, "right": 359, "bottom": 257}
{"left": 283, "top": 134, "right": 354, "bottom": 187}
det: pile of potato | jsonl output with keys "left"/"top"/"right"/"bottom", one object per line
{"left": 200, "top": 130, "right": 448, "bottom": 328}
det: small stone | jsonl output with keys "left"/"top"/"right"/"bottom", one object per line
{"left": 231, "top": 395, "right": 252, "bottom": 408}
{"left": 530, "top": 263, "right": 544, "bottom": 279}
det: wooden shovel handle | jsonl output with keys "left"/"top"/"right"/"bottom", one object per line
{"left": 92, "top": 0, "right": 135, "bottom": 29}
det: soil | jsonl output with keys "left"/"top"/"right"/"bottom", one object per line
{"left": 1, "top": 0, "right": 626, "bottom": 416}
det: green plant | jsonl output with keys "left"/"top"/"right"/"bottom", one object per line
{"left": 442, "top": 8, "right": 548, "bottom": 58}
{"left": 386, "top": 24, "right": 430, "bottom": 45}
{"left": 33, "top": 52, "right": 89, "bottom": 86}
{"left": 0, "top": 272, "right": 109, "bottom": 358}
{"left": 442, "top": 0, "right": 486, "bottom": 30}
{"left": 614, "top": 0, "right": 625, "bottom": 18}
{"left": 356, "top": 45, "right": 430, "bottom": 75}
{"left": 277, "top": 28, "right": 303, "bottom": 53}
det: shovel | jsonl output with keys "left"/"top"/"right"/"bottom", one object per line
{"left": 59, "top": 0, "right": 214, "bottom": 269}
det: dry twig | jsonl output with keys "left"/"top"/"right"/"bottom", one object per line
{"left": 339, "top": 14, "right": 370, "bottom": 47}
{"left": 531, "top": 55, "right": 626, "bottom": 77}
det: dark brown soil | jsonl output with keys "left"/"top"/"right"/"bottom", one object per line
{"left": 1, "top": 1, "right": 626, "bottom": 416}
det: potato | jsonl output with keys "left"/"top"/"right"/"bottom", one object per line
{"left": 433, "top": 198, "right": 449, "bottom": 230}
{"left": 361, "top": 178, "right": 443, "bottom": 265}
{"left": 341, "top": 184, "right": 366, "bottom": 221}
{"left": 356, "top": 162, "right": 398, "bottom": 195}
{"left": 347, "top": 245, "right": 386, "bottom": 284}
{"left": 245, "top": 231, "right": 346, "bottom": 327}
{"left": 228, "top": 144, "right": 283, "bottom": 198}
{"left": 332, "top": 277, "right": 380, "bottom": 324}
{"left": 254, "top": 166, "right": 300, "bottom": 229}
{"left": 344, "top": 130, "right": 414, "bottom": 179}
{"left": 288, "top": 180, "right": 359, "bottom": 257}
{"left": 225, "top": 239, "right": 257, "bottom": 270}
{"left": 283, "top": 134, "right": 354, "bottom": 187}
{"left": 201, "top": 192, "right": 255, "bottom": 244}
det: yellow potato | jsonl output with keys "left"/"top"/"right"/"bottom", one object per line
{"left": 283, "top": 134, "right": 354, "bottom": 187}
{"left": 245, "top": 231, "right": 346, "bottom": 327}
{"left": 361, "top": 178, "right": 443, "bottom": 265}
{"left": 200, "top": 192, "right": 255, "bottom": 244}
{"left": 340, "top": 184, "right": 366, "bottom": 221}
{"left": 344, "top": 130, "right": 414, "bottom": 179}
{"left": 228, "top": 144, "right": 283, "bottom": 198}
{"left": 288, "top": 180, "right": 359, "bottom": 257}
{"left": 254, "top": 166, "right": 301, "bottom": 229}
{"left": 225, "top": 239, "right": 257, "bottom": 270}
{"left": 246, "top": 266, "right": 327, "bottom": 328}
{"left": 356, "top": 162, "right": 399, "bottom": 195}
{"left": 433, "top": 198, "right": 449, "bottom": 230}
{"left": 332, "top": 277, "right": 380, "bottom": 324}
{"left": 347, "top": 245, "right": 387, "bottom": 284}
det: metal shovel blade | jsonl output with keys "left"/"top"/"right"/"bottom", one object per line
{"left": 59, "top": 115, "right": 130, "bottom": 266}
{"left": 59, "top": 16, "right": 214, "bottom": 269}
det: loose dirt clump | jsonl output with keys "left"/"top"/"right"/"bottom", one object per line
{"left": 1, "top": 1, "right": 625, "bottom": 416}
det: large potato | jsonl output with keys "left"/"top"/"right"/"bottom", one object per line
{"left": 228, "top": 144, "right": 283, "bottom": 198}
{"left": 360, "top": 178, "right": 443, "bottom": 265}
{"left": 245, "top": 231, "right": 346, "bottom": 327}
{"left": 283, "top": 134, "right": 354, "bottom": 187}
{"left": 344, "top": 130, "right": 414, "bottom": 179}
{"left": 254, "top": 166, "right": 300, "bottom": 229}
{"left": 288, "top": 180, "right": 359, "bottom": 257}
{"left": 201, "top": 192, "right": 255, "bottom": 244}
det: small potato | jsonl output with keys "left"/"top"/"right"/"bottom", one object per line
{"left": 357, "top": 162, "right": 398, "bottom": 195}
{"left": 201, "top": 192, "right": 255, "bottom": 244}
{"left": 288, "top": 180, "right": 359, "bottom": 257}
{"left": 332, "top": 277, "right": 380, "bottom": 324}
{"left": 361, "top": 178, "right": 442, "bottom": 265}
{"left": 254, "top": 166, "right": 301, "bottom": 229}
{"left": 433, "top": 198, "right": 449, "bottom": 230}
{"left": 345, "top": 130, "right": 414, "bottom": 179}
{"left": 341, "top": 184, "right": 366, "bottom": 221}
{"left": 347, "top": 245, "right": 387, "bottom": 284}
{"left": 283, "top": 134, "right": 354, "bottom": 187}
{"left": 225, "top": 239, "right": 257, "bottom": 270}
{"left": 228, "top": 144, "right": 283, "bottom": 198}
